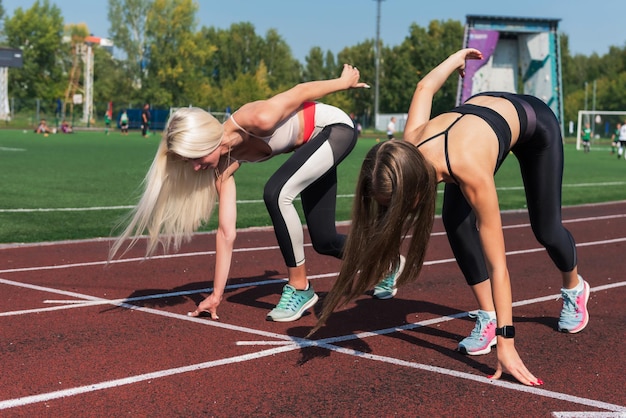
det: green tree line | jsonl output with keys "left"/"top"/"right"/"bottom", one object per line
{"left": 2, "top": 0, "right": 625, "bottom": 127}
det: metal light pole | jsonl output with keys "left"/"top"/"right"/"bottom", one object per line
{"left": 585, "top": 81, "right": 589, "bottom": 123}
{"left": 374, "top": 0, "right": 384, "bottom": 130}
{"left": 591, "top": 79, "right": 597, "bottom": 134}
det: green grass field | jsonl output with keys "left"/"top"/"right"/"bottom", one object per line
{"left": 0, "top": 129, "right": 624, "bottom": 244}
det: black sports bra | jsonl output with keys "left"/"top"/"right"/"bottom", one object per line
{"left": 416, "top": 101, "right": 514, "bottom": 183}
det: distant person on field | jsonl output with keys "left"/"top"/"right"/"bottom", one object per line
{"left": 581, "top": 122, "right": 591, "bottom": 153}
{"left": 350, "top": 112, "right": 361, "bottom": 136}
{"left": 618, "top": 120, "right": 626, "bottom": 159}
{"left": 60, "top": 120, "right": 73, "bottom": 134}
{"left": 35, "top": 119, "right": 51, "bottom": 135}
{"left": 141, "top": 103, "right": 151, "bottom": 137}
{"left": 386, "top": 116, "right": 397, "bottom": 140}
{"left": 610, "top": 122, "right": 620, "bottom": 154}
{"left": 120, "top": 110, "right": 129, "bottom": 135}
{"left": 104, "top": 110, "right": 112, "bottom": 135}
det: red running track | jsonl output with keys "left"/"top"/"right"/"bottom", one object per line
{"left": 1, "top": 202, "right": 625, "bottom": 416}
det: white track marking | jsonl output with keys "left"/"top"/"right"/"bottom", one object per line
{"left": 0, "top": 205, "right": 135, "bottom": 213}
{"left": 2, "top": 228, "right": 626, "bottom": 276}
{"left": 552, "top": 413, "right": 626, "bottom": 417}
{"left": 1, "top": 210, "right": 624, "bottom": 250}
{"left": 309, "top": 346, "right": 626, "bottom": 414}
{"left": 1, "top": 189, "right": 625, "bottom": 213}
{"left": 0, "top": 345, "right": 297, "bottom": 410}
{"left": 0, "top": 233, "right": 625, "bottom": 317}
{"left": 235, "top": 341, "right": 298, "bottom": 346}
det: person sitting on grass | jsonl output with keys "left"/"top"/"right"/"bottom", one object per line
{"left": 60, "top": 120, "right": 73, "bottom": 134}
{"left": 35, "top": 119, "right": 52, "bottom": 135}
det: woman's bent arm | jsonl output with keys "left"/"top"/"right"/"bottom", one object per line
{"left": 235, "top": 64, "right": 367, "bottom": 133}
{"left": 404, "top": 48, "right": 483, "bottom": 143}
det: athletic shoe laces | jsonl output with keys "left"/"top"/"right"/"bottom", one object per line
{"left": 468, "top": 312, "right": 492, "bottom": 340}
{"left": 378, "top": 272, "right": 396, "bottom": 291}
{"left": 559, "top": 289, "right": 581, "bottom": 319}
{"left": 275, "top": 285, "right": 297, "bottom": 310}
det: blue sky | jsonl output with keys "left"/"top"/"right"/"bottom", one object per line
{"left": 3, "top": 0, "right": 624, "bottom": 62}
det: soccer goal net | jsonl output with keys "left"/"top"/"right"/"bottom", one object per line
{"left": 576, "top": 110, "right": 626, "bottom": 150}
{"left": 169, "top": 107, "right": 231, "bottom": 123}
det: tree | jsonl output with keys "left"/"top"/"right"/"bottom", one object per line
{"left": 409, "top": 20, "right": 463, "bottom": 116}
{"left": 107, "top": 0, "right": 152, "bottom": 92}
{"left": 336, "top": 41, "right": 375, "bottom": 122}
{"left": 4, "top": 0, "right": 65, "bottom": 102}
{"left": 303, "top": 47, "right": 326, "bottom": 82}
{"left": 92, "top": 45, "right": 134, "bottom": 110}
{"left": 143, "top": 0, "right": 212, "bottom": 106}
{"left": 202, "top": 22, "right": 264, "bottom": 87}
{"left": 260, "top": 28, "right": 301, "bottom": 91}
{"left": 0, "top": 0, "right": 5, "bottom": 34}
{"left": 218, "top": 62, "right": 272, "bottom": 111}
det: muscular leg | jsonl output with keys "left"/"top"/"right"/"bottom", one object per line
{"left": 264, "top": 124, "right": 355, "bottom": 290}
{"left": 301, "top": 167, "right": 345, "bottom": 259}
{"left": 442, "top": 183, "right": 494, "bottom": 310}
{"left": 512, "top": 96, "right": 578, "bottom": 289}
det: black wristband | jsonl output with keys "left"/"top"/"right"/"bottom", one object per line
{"left": 495, "top": 325, "right": 515, "bottom": 338}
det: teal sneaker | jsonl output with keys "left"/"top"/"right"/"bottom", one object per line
{"left": 266, "top": 284, "right": 318, "bottom": 322}
{"left": 457, "top": 310, "right": 497, "bottom": 355}
{"left": 372, "top": 255, "right": 406, "bottom": 299}
{"left": 558, "top": 276, "right": 590, "bottom": 333}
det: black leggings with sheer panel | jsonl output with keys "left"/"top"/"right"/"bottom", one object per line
{"left": 442, "top": 93, "right": 577, "bottom": 286}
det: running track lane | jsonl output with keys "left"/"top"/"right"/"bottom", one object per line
{"left": 0, "top": 202, "right": 625, "bottom": 416}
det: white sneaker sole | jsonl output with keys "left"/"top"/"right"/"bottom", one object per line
{"left": 266, "top": 293, "right": 319, "bottom": 322}
{"left": 458, "top": 336, "right": 497, "bottom": 356}
{"left": 372, "top": 288, "right": 398, "bottom": 300}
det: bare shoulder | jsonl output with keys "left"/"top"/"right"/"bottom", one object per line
{"left": 232, "top": 100, "right": 277, "bottom": 132}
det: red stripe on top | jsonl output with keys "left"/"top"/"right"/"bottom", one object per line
{"left": 302, "top": 101, "right": 316, "bottom": 142}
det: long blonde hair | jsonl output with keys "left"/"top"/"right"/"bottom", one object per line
{"left": 311, "top": 140, "right": 437, "bottom": 335}
{"left": 109, "top": 107, "right": 224, "bottom": 259}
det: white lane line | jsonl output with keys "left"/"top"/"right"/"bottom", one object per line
{"left": 308, "top": 343, "right": 626, "bottom": 413}
{"left": 43, "top": 300, "right": 93, "bottom": 304}
{"left": 0, "top": 345, "right": 297, "bottom": 410}
{"left": 235, "top": 341, "right": 298, "bottom": 346}
{"left": 552, "top": 413, "right": 626, "bottom": 417}
{"left": 1, "top": 231, "right": 626, "bottom": 276}
{"left": 1, "top": 237, "right": 625, "bottom": 318}
{"left": 2, "top": 212, "right": 626, "bottom": 271}
{"left": 2, "top": 186, "right": 626, "bottom": 213}
{"left": 0, "top": 146, "right": 26, "bottom": 152}
{"left": 0, "top": 205, "right": 135, "bottom": 213}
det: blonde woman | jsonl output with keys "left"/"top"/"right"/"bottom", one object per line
{"left": 313, "top": 49, "right": 589, "bottom": 386}
{"left": 110, "top": 64, "right": 376, "bottom": 322}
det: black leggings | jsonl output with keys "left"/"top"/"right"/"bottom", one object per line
{"left": 442, "top": 94, "right": 577, "bottom": 286}
{"left": 263, "top": 124, "right": 357, "bottom": 267}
